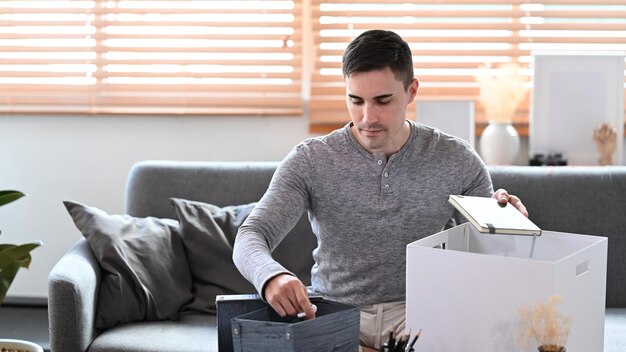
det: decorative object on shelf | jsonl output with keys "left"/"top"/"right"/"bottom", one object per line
{"left": 517, "top": 295, "right": 571, "bottom": 352}
{"left": 529, "top": 153, "right": 568, "bottom": 166}
{"left": 475, "top": 62, "right": 527, "bottom": 165}
{"left": 538, "top": 345, "right": 566, "bottom": 352}
{"left": 592, "top": 122, "right": 618, "bottom": 166}
{"left": 479, "top": 123, "right": 521, "bottom": 165}
{"left": 0, "top": 190, "right": 42, "bottom": 304}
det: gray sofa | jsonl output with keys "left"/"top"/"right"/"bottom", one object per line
{"left": 48, "top": 161, "right": 626, "bottom": 352}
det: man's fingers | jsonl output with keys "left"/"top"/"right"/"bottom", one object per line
{"left": 267, "top": 292, "right": 294, "bottom": 317}
{"left": 264, "top": 274, "right": 308, "bottom": 317}
{"left": 274, "top": 285, "right": 301, "bottom": 317}
{"left": 266, "top": 280, "right": 315, "bottom": 320}
{"left": 509, "top": 195, "right": 529, "bottom": 217}
{"left": 283, "top": 288, "right": 301, "bottom": 316}
{"left": 297, "top": 303, "right": 317, "bottom": 319}
{"left": 270, "top": 299, "right": 287, "bottom": 317}
{"left": 269, "top": 295, "right": 300, "bottom": 317}
{"left": 297, "top": 288, "right": 315, "bottom": 320}
{"left": 492, "top": 188, "right": 509, "bottom": 204}
{"left": 492, "top": 189, "right": 529, "bottom": 217}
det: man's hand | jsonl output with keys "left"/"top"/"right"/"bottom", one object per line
{"left": 492, "top": 188, "right": 528, "bottom": 217}
{"left": 264, "top": 273, "right": 316, "bottom": 320}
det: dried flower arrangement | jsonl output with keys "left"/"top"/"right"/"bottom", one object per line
{"left": 517, "top": 295, "right": 571, "bottom": 352}
{"left": 475, "top": 62, "right": 527, "bottom": 124}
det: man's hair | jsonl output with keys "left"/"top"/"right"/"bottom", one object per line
{"left": 342, "top": 29, "right": 414, "bottom": 89}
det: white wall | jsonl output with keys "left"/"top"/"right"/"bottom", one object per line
{"left": 0, "top": 115, "right": 316, "bottom": 299}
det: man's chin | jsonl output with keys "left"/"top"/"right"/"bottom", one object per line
{"left": 359, "top": 137, "right": 385, "bottom": 152}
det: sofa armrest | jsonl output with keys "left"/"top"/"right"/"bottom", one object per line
{"left": 48, "top": 238, "right": 101, "bottom": 352}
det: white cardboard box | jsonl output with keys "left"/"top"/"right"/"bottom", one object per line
{"left": 406, "top": 223, "right": 607, "bottom": 352}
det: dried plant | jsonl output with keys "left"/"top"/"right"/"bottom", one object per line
{"left": 517, "top": 295, "right": 571, "bottom": 351}
{"left": 476, "top": 62, "right": 527, "bottom": 124}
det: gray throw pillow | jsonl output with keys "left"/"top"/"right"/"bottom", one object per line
{"left": 63, "top": 201, "right": 194, "bottom": 329}
{"left": 170, "top": 198, "right": 257, "bottom": 313}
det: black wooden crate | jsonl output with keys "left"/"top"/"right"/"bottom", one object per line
{"left": 216, "top": 294, "right": 269, "bottom": 352}
{"left": 231, "top": 298, "right": 359, "bottom": 352}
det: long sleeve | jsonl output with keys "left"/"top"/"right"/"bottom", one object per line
{"left": 233, "top": 143, "right": 313, "bottom": 298}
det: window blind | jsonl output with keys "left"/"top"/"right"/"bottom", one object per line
{"left": 310, "top": 0, "right": 626, "bottom": 134}
{"left": 0, "top": 0, "right": 302, "bottom": 116}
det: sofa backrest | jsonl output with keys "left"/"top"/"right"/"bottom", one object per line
{"left": 125, "top": 161, "right": 626, "bottom": 308}
{"left": 125, "top": 160, "right": 317, "bottom": 285}
{"left": 490, "top": 165, "right": 626, "bottom": 308}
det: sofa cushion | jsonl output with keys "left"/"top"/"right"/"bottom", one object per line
{"left": 63, "top": 201, "right": 194, "bottom": 329}
{"left": 170, "top": 198, "right": 257, "bottom": 313}
{"left": 87, "top": 313, "right": 218, "bottom": 352}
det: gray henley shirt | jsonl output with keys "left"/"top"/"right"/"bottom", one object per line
{"left": 233, "top": 120, "right": 493, "bottom": 306}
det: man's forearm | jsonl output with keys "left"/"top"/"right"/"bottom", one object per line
{"left": 233, "top": 227, "right": 293, "bottom": 297}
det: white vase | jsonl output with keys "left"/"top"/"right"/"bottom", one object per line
{"left": 0, "top": 339, "right": 43, "bottom": 352}
{"left": 479, "top": 122, "right": 520, "bottom": 165}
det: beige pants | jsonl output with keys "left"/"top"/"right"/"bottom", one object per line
{"left": 359, "top": 301, "right": 406, "bottom": 350}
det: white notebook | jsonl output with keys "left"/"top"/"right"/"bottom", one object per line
{"left": 448, "top": 195, "right": 542, "bottom": 236}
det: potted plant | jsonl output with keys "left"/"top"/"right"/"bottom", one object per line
{"left": 0, "top": 190, "right": 44, "bottom": 352}
{"left": 475, "top": 62, "right": 527, "bottom": 165}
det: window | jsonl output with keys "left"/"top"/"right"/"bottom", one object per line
{"left": 0, "top": 0, "right": 302, "bottom": 116}
{"left": 310, "top": 0, "right": 626, "bottom": 134}
{"left": 1, "top": 1, "right": 624, "bottom": 125}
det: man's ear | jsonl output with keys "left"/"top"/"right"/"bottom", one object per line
{"left": 408, "top": 78, "right": 419, "bottom": 102}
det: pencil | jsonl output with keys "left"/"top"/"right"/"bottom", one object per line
{"left": 387, "top": 325, "right": 396, "bottom": 351}
{"left": 393, "top": 333, "right": 409, "bottom": 352}
{"left": 405, "top": 329, "right": 421, "bottom": 352}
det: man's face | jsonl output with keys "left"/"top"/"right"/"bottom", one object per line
{"left": 345, "top": 68, "right": 418, "bottom": 156}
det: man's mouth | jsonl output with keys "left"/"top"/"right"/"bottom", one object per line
{"left": 362, "top": 128, "right": 383, "bottom": 137}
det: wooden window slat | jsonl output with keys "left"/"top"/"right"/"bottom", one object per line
{"left": 0, "top": 0, "right": 302, "bottom": 116}
{"left": 309, "top": 0, "right": 626, "bottom": 132}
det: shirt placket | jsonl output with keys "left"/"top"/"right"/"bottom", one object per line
{"left": 374, "top": 154, "right": 392, "bottom": 194}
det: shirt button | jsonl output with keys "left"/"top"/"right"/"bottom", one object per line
{"left": 384, "top": 172, "right": 389, "bottom": 177}
{"left": 384, "top": 184, "right": 390, "bottom": 189}
{"left": 377, "top": 160, "right": 383, "bottom": 165}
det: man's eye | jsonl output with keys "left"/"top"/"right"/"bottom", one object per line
{"left": 377, "top": 100, "right": 391, "bottom": 105}
{"left": 351, "top": 99, "right": 364, "bottom": 105}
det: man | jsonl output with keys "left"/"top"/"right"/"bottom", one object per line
{"left": 233, "top": 29, "right": 527, "bottom": 351}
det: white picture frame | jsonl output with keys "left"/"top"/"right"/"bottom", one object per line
{"left": 530, "top": 52, "right": 625, "bottom": 165}
{"left": 415, "top": 99, "right": 475, "bottom": 147}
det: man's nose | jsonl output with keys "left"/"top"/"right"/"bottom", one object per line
{"left": 363, "top": 104, "right": 377, "bottom": 124}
